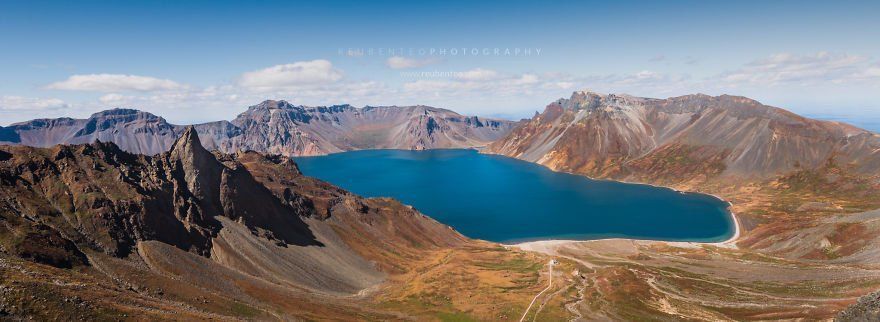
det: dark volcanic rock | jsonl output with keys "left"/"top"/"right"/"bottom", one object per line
{"left": 0, "top": 126, "right": 322, "bottom": 260}
{"left": 837, "top": 290, "right": 880, "bottom": 321}
{"left": 0, "top": 120, "right": 465, "bottom": 277}
{"left": 0, "top": 118, "right": 471, "bottom": 318}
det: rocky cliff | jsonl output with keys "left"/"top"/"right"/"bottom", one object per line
{"left": 0, "top": 101, "right": 518, "bottom": 156}
{"left": 0, "top": 127, "right": 465, "bottom": 296}
{"left": 0, "top": 109, "right": 179, "bottom": 155}
{"left": 487, "top": 91, "right": 880, "bottom": 183}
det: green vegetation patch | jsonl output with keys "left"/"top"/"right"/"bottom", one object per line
{"left": 474, "top": 257, "right": 542, "bottom": 273}
{"left": 436, "top": 311, "right": 479, "bottom": 322}
{"left": 229, "top": 301, "right": 262, "bottom": 318}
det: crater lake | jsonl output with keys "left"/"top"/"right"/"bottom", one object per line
{"left": 295, "top": 149, "right": 735, "bottom": 243}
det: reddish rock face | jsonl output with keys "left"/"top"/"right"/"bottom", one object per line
{"left": 487, "top": 91, "right": 880, "bottom": 183}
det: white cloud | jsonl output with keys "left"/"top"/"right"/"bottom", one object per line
{"left": 0, "top": 96, "right": 69, "bottom": 111}
{"left": 253, "top": 80, "right": 393, "bottom": 104}
{"left": 541, "top": 70, "right": 692, "bottom": 97}
{"left": 852, "top": 64, "right": 880, "bottom": 81}
{"left": 47, "top": 74, "right": 187, "bottom": 92}
{"left": 79, "top": 79, "right": 398, "bottom": 124}
{"left": 238, "top": 59, "right": 343, "bottom": 91}
{"left": 402, "top": 70, "right": 557, "bottom": 101}
{"left": 386, "top": 56, "right": 441, "bottom": 69}
{"left": 513, "top": 73, "right": 540, "bottom": 85}
{"left": 95, "top": 85, "right": 246, "bottom": 107}
{"left": 559, "top": 52, "right": 880, "bottom": 98}
{"left": 8, "top": 51, "right": 878, "bottom": 125}
{"left": 396, "top": 70, "right": 577, "bottom": 117}
{"left": 608, "top": 70, "right": 688, "bottom": 87}
{"left": 545, "top": 81, "right": 575, "bottom": 90}
{"left": 98, "top": 93, "right": 130, "bottom": 105}
{"left": 716, "top": 52, "right": 872, "bottom": 87}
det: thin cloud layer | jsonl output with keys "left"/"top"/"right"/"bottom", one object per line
{"left": 11, "top": 51, "right": 880, "bottom": 125}
{"left": 238, "top": 59, "right": 343, "bottom": 91}
{"left": 717, "top": 52, "right": 874, "bottom": 87}
{"left": 47, "top": 74, "right": 187, "bottom": 92}
{"left": 0, "top": 96, "right": 69, "bottom": 111}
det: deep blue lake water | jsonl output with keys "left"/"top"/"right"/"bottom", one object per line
{"left": 295, "top": 149, "right": 734, "bottom": 243}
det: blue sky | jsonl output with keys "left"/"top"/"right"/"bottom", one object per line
{"left": 1, "top": 0, "right": 879, "bottom": 127}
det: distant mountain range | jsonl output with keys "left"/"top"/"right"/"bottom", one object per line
{"left": 0, "top": 100, "right": 519, "bottom": 156}
{"left": 4, "top": 93, "right": 878, "bottom": 184}
{"left": 4, "top": 93, "right": 879, "bottom": 183}
{"left": 486, "top": 91, "right": 880, "bottom": 183}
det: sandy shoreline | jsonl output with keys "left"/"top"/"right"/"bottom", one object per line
{"left": 508, "top": 208, "right": 740, "bottom": 252}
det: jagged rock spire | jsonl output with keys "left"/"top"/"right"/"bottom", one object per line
{"left": 169, "top": 126, "right": 223, "bottom": 219}
{"left": 170, "top": 126, "right": 209, "bottom": 160}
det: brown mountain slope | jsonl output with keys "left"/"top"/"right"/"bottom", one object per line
{"left": 0, "top": 128, "right": 439, "bottom": 314}
{"left": 0, "top": 127, "right": 466, "bottom": 292}
{"left": 0, "top": 127, "right": 563, "bottom": 320}
{"left": 0, "top": 101, "right": 518, "bottom": 156}
{"left": 487, "top": 91, "right": 880, "bottom": 183}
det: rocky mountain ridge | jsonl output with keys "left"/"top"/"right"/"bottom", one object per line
{"left": 487, "top": 91, "right": 880, "bottom": 183}
{"left": 0, "top": 100, "right": 518, "bottom": 156}
{"left": 0, "top": 127, "right": 465, "bottom": 295}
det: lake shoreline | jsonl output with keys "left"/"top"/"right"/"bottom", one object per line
{"left": 506, "top": 209, "right": 740, "bottom": 252}
{"left": 298, "top": 148, "right": 739, "bottom": 247}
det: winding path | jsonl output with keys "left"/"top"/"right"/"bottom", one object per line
{"left": 519, "top": 260, "right": 555, "bottom": 322}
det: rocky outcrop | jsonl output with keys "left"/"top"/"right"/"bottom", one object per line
{"left": 0, "top": 127, "right": 465, "bottom": 295}
{"left": 837, "top": 290, "right": 880, "bottom": 321}
{"left": 1, "top": 101, "right": 519, "bottom": 156}
{"left": 487, "top": 91, "right": 880, "bottom": 183}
